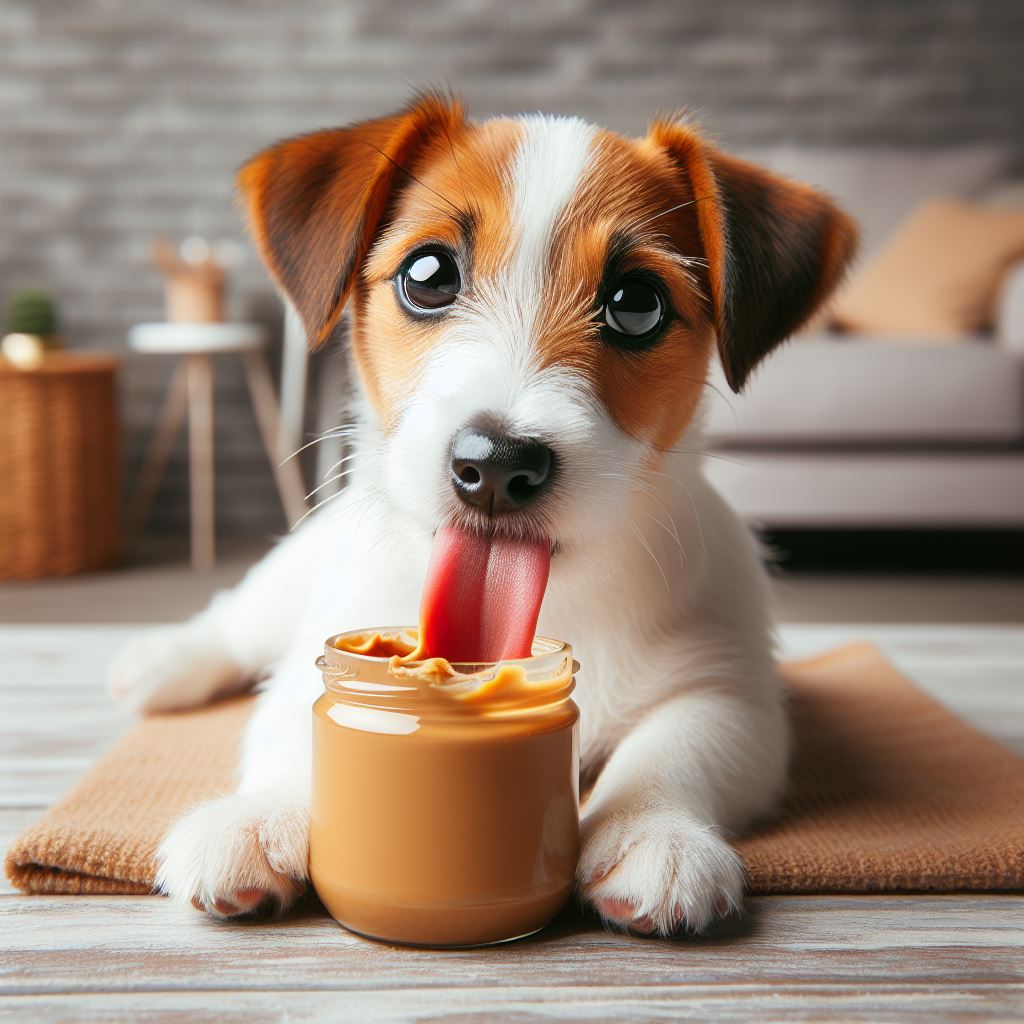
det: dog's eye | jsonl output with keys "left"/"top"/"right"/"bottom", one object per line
{"left": 398, "top": 249, "right": 461, "bottom": 312}
{"left": 602, "top": 277, "right": 665, "bottom": 345}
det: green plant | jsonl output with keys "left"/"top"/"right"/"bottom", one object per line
{"left": 7, "top": 290, "right": 58, "bottom": 338}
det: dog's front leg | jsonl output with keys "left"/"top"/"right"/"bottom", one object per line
{"left": 155, "top": 698, "right": 312, "bottom": 918}
{"left": 108, "top": 513, "right": 332, "bottom": 714}
{"left": 578, "top": 683, "right": 788, "bottom": 936}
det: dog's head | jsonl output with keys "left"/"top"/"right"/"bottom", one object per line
{"left": 239, "top": 93, "right": 856, "bottom": 554}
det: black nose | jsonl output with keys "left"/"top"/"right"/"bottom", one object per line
{"left": 450, "top": 425, "right": 554, "bottom": 514}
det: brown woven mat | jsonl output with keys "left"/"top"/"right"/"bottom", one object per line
{"left": 6, "top": 644, "right": 1024, "bottom": 896}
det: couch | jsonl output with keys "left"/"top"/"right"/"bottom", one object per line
{"left": 702, "top": 147, "right": 1024, "bottom": 529}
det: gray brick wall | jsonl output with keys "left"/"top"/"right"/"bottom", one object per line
{"left": 2, "top": 0, "right": 1021, "bottom": 539}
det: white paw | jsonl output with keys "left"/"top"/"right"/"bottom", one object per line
{"left": 155, "top": 791, "right": 309, "bottom": 918}
{"left": 578, "top": 808, "right": 745, "bottom": 936}
{"left": 108, "top": 623, "right": 242, "bottom": 714}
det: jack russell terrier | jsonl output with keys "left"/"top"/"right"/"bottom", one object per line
{"left": 110, "top": 93, "right": 856, "bottom": 936}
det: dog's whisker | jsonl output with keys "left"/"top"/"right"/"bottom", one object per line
{"left": 319, "top": 451, "right": 363, "bottom": 481}
{"left": 646, "top": 443, "right": 749, "bottom": 468}
{"left": 642, "top": 488, "right": 687, "bottom": 558}
{"left": 632, "top": 460, "right": 708, "bottom": 557}
{"left": 289, "top": 485, "right": 349, "bottom": 531}
{"left": 701, "top": 377, "right": 740, "bottom": 431}
{"left": 279, "top": 426, "right": 359, "bottom": 467}
{"left": 304, "top": 469, "right": 356, "bottom": 503}
{"left": 636, "top": 507, "right": 687, "bottom": 567}
{"left": 357, "top": 139, "right": 464, "bottom": 218}
{"left": 631, "top": 194, "right": 713, "bottom": 231}
{"left": 597, "top": 467, "right": 695, "bottom": 566}
{"left": 626, "top": 516, "right": 672, "bottom": 595}
{"left": 677, "top": 479, "right": 708, "bottom": 558}
{"left": 439, "top": 117, "right": 471, "bottom": 215}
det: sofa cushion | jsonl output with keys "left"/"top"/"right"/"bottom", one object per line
{"left": 704, "top": 337, "right": 1024, "bottom": 445}
{"left": 832, "top": 198, "right": 1024, "bottom": 336}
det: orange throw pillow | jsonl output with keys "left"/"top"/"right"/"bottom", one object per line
{"left": 832, "top": 197, "right": 1024, "bottom": 337}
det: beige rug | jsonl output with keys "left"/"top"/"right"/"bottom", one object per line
{"left": 6, "top": 644, "right": 1024, "bottom": 896}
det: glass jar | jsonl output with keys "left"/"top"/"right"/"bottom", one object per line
{"left": 310, "top": 627, "right": 579, "bottom": 947}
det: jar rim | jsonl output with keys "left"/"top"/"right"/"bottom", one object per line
{"left": 322, "top": 626, "right": 570, "bottom": 670}
{"left": 316, "top": 627, "right": 576, "bottom": 713}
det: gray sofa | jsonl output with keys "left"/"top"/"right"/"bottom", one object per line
{"left": 703, "top": 147, "right": 1024, "bottom": 529}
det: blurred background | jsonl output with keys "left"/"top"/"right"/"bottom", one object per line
{"left": 1, "top": 0, "right": 1022, "bottom": 622}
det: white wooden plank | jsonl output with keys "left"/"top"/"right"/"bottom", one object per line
{"left": 776, "top": 623, "right": 1024, "bottom": 665}
{"left": 2, "top": 983, "right": 1022, "bottom": 1023}
{"left": 0, "top": 760, "right": 96, "bottom": 807}
{"left": 1, "top": 694, "right": 131, "bottom": 762}
{"left": 0, "top": 626, "right": 148, "bottom": 692}
{"left": 1, "top": 895, "right": 1021, "bottom": 993}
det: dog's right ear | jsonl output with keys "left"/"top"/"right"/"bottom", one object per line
{"left": 237, "top": 94, "right": 465, "bottom": 347}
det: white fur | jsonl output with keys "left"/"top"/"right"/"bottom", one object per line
{"left": 110, "top": 116, "right": 789, "bottom": 936}
{"left": 508, "top": 114, "right": 596, "bottom": 303}
{"left": 155, "top": 785, "right": 308, "bottom": 916}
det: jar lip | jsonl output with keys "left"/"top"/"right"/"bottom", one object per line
{"left": 317, "top": 627, "right": 576, "bottom": 711}
{"left": 322, "top": 626, "right": 571, "bottom": 670}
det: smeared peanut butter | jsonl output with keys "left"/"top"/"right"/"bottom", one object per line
{"left": 331, "top": 628, "right": 574, "bottom": 713}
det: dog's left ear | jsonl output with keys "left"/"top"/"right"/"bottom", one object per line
{"left": 650, "top": 120, "right": 858, "bottom": 391}
{"left": 237, "top": 93, "right": 465, "bottom": 347}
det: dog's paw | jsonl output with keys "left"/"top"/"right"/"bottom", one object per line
{"left": 578, "top": 808, "right": 744, "bottom": 936}
{"left": 108, "top": 624, "right": 242, "bottom": 715}
{"left": 155, "top": 792, "right": 309, "bottom": 919}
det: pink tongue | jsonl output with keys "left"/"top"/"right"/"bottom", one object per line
{"left": 418, "top": 524, "right": 551, "bottom": 663}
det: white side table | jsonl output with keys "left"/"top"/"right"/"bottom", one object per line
{"left": 128, "top": 322, "right": 307, "bottom": 569}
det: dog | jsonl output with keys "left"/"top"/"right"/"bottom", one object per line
{"left": 110, "top": 93, "right": 856, "bottom": 936}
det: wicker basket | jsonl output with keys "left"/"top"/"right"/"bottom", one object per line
{"left": 0, "top": 352, "right": 122, "bottom": 579}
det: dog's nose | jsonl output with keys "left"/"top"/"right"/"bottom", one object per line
{"left": 450, "top": 425, "right": 554, "bottom": 514}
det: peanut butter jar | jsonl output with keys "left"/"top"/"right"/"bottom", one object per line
{"left": 310, "top": 628, "right": 580, "bottom": 947}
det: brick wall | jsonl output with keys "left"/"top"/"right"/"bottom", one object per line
{"left": 2, "top": 0, "right": 1021, "bottom": 538}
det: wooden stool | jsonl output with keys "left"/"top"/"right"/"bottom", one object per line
{"left": 128, "top": 323, "right": 307, "bottom": 569}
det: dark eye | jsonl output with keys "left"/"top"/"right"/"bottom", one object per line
{"left": 398, "top": 249, "right": 461, "bottom": 312}
{"left": 602, "top": 277, "right": 665, "bottom": 345}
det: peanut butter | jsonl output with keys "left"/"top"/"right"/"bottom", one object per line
{"left": 310, "top": 628, "right": 579, "bottom": 947}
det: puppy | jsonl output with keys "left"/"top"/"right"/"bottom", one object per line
{"left": 111, "top": 94, "right": 856, "bottom": 935}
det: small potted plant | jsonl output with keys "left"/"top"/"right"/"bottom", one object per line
{"left": 1, "top": 290, "right": 62, "bottom": 368}
{"left": 0, "top": 290, "right": 122, "bottom": 578}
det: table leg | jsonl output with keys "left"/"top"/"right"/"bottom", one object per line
{"left": 278, "top": 302, "right": 308, "bottom": 473}
{"left": 128, "top": 359, "right": 189, "bottom": 539}
{"left": 186, "top": 354, "right": 215, "bottom": 570}
{"left": 243, "top": 351, "right": 309, "bottom": 526}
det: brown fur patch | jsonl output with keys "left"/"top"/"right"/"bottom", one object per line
{"left": 528, "top": 129, "right": 717, "bottom": 452}
{"left": 352, "top": 119, "right": 524, "bottom": 427}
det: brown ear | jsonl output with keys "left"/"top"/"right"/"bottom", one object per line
{"left": 237, "top": 93, "right": 465, "bottom": 347}
{"left": 650, "top": 120, "right": 858, "bottom": 391}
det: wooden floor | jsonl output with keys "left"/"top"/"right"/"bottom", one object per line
{"left": 2, "top": 623, "right": 1023, "bottom": 1022}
